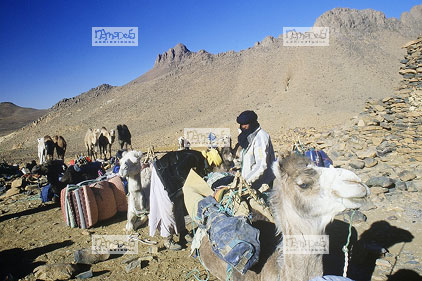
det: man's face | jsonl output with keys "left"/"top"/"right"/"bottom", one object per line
{"left": 240, "top": 124, "right": 250, "bottom": 131}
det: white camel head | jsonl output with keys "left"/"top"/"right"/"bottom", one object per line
{"left": 119, "top": 150, "right": 143, "bottom": 178}
{"left": 271, "top": 154, "right": 370, "bottom": 235}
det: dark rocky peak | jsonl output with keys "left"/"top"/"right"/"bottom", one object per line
{"left": 400, "top": 5, "right": 422, "bottom": 36}
{"left": 314, "top": 7, "right": 402, "bottom": 33}
{"left": 51, "top": 83, "right": 115, "bottom": 110}
{"left": 154, "top": 43, "right": 192, "bottom": 66}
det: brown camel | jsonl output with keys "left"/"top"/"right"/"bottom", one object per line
{"left": 98, "top": 127, "right": 115, "bottom": 159}
{"left": 52, "top": 135, "right": 67, "bottom": 160}
{"left": 198, "top": 153, "right": 370, "bottom": 281}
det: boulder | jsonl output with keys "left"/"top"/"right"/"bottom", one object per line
{"left": 399, "top": 170, "right": 417, "bottom": 181}
{"left": 366, "top": 176, "right": 395, "bottom": 188}
{"left": 33, "top": 263, "right": 80, "bottom": 281}
{"left": 349, "top": 160, "right": 365, "bottom": 169}
{"left": 363, "top": 157, "right": 378, "bottom": 168}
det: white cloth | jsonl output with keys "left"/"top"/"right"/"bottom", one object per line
{"left": 240, "top": 127, "right": 276, "bottom": 189}
{"left": 148, "top": 165, "right": 178, "bottom": 238}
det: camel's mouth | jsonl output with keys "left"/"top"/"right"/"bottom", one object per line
{"left": 341, "top": 195, "right": 371, "bottom": 209}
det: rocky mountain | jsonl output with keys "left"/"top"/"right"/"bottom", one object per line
{"left": 0, "top": 102, "right": 47, "bottom": 137}
{"left": 1, "top": 5, "right": 422, "bottom": 163}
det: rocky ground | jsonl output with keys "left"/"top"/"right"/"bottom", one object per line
{"left": 1, "top": 90, "right": 422, "bottom": 280}
{"left": 1, "top": 36, "right": 422, "bottom": 281}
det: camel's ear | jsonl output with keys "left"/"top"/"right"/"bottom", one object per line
{"left": 272, "top": 159, "right": 285, "bottom": 182}
{"left": 121, "top": 150, "right": 128, "bottom": 158}
{"left": 134, "top": 150, "right": 143, "bottom": 159}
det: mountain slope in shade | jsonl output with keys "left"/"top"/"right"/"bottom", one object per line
{"left": 0, "top": 102, "right": 48, "bottom": 136}
{"left": 1, "top": 5, "right": 422, "bottom": 162}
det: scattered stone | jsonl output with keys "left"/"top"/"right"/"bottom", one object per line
{"left": 399, "top": 170, "right": 417, "bottom": 181}
{"left": 124, "top": 255, "right": 154, "bottom": 273}
{"left": 74, "top": 249, "right": 110, "bottom": 265}
{"left": 148, "top": 245, "right": 159, "bottom": 254}
{"left": 363, "top": 157, "right": 378, "bottom": 168}
{"left": 395, "top": 181, "right": 407, "bottom": 191}
{"left": 370, "top": 186, "right": 389, "bottom": 195}
{"left": 355, "top": 148, "right": 377, "bottom": 159}
{"left": 75, "top": 270, "right": 93, "bottom": 279}
{"left": 387, "top": 216, "right": 398, "bottom": 221}
{"left": 376, "top": 142, "right": 396, "bottom": 157}
{"left": 376, "top": 258, "right": 392, "bottom": 267}
{"left": 406, "top": 182, "right": 419, "bottom": 192}
{"left": 33, "top": 263, "right": 80, "bottom": 280}
{"left": 349, "top": 159, "right": 365, "bottom": 169}
{"left": 343, "top": 210, "right": 367, "bottom": 223}
{"left": 366, "top": 177, "right": 395, "bottom": 188}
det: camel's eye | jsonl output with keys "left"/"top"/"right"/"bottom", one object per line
{"left": 296, "top": 177, "right": 313, "bottom": 189}
{"left": 298, "top": 182, "right": 310, "bottom": 189}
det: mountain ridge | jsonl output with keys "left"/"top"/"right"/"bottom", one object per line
{"left": 1, "top": 5, "right": 422, "bottom": 162}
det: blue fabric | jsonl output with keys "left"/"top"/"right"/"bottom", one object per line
{"left": 40, "top": 184, "right": 53, "bottom": 202}
{"left": 197, "top": 196, "right": 260, "bottom": 275}
{"left": 305, "top": 149, "right": 333, "bottom": 168}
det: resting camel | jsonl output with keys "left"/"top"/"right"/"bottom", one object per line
{"left": 52, "top": 135, "right": 67, "bottom": 160}
{"left": 98, "top": 127, "right": 115, "bottom": 159}
{"left": 118, "top": 150, "right": 151, "bottom": 231}
{"left": 198, "top": 153, "right": 370, "bottom": 281}
{"left": 84, "top": 128, "right": 100, "bottom": 160}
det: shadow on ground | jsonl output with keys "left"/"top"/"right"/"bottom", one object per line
{"left": 323, "top": 219, "right": 417, "bottom": 281}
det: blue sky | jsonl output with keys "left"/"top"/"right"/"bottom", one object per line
{"left": 0, "top": 0, "right": 420, "bottom": 109}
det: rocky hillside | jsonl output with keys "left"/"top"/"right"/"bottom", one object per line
{"left": 1, "top": 5, "right": 422, "bottom": 163}
{"left": 0, "top": 103, "right": 47, "bottom": 137}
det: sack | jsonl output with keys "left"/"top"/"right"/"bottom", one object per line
{"left": 154, "top": 150, "right": 206, "bottom": 200}
{"left": 60, "top": 175, "right": 126, "bottom": 229}
{"left": 197, "top": 196, "right": 260, "bottom": 274}
{"left": 305, "top": 149, "right": 333, "bottom": 168}
{"left": 40, "top": 184, "right": 53, "bottom": 203}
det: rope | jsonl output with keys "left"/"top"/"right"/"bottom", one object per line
{"left": 185, "top": 207, "right": 210, "bottom": 281}
{"left": 15, "top": 194, "right": 41, "bottom": 202}
{"left": 342, "top": 210, "right": 355, "bottom": 277}
{"left": 226, "top": 265, "right": 233, "bottom": 281}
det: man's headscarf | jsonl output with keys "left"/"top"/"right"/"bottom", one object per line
{"left": 237, "top": 110, "right": 260, "bottom": 149}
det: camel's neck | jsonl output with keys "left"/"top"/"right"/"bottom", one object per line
{"left": 127, "top": 172, "right": 142, "bottom": 192}
{"left": 276, "top": 202, "right": 326, "bottom": 281}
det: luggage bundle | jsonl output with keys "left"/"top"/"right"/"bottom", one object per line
{"left": 197, "top": 196, "right": 261, "bottom": 275}
{"left": 60, "top": 175, "right": 127, "bottom": 229}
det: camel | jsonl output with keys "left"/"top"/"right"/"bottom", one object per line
{"left": 52, "top": 135, "right": 67, "bottom": 160}
{"left": 37, "top": 137, "right": 45, "bottom": 164}
{"left": 198, "top": 153, "right": 370, "bottom": 281}
{"left": 178, "top": 136, "right": 190, "bottom": 150}
{"left": 43, "top": 135, "right": 55, "bottom": 161}
{"left": 98, "top": 127, "right": 115, "bottom": 159}
{"left": 118, "top": 150, "right": 151, "bottom": 231}
{"left": 84, "top": 128, "right": 100, "bottom": 160}
{"left": 117, "top": 124, "right": 132, "bottom": 150}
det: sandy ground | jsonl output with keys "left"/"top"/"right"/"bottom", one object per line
{"left": 0, "top": 174, "right": 421, "bottom": 281}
